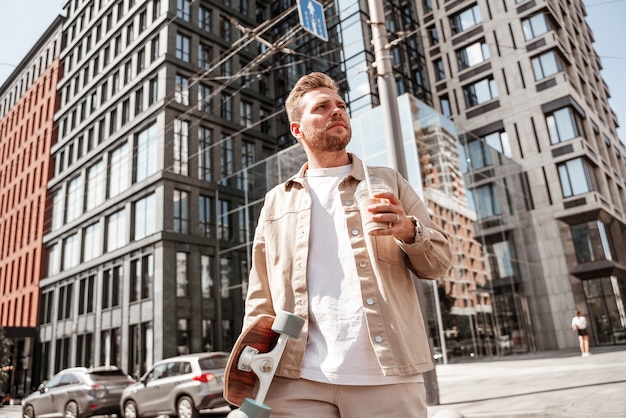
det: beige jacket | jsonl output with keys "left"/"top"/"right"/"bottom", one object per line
{"left": 243, "top": 153, "right": 453, "bottom": 378}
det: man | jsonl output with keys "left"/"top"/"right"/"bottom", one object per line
{"left": 240, "top": 72, "right": 453, "bottom": 416}
{"left": 571, "top": 310, "right": 590, "bottom": 357}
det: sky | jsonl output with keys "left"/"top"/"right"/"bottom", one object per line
{"left": 0, "top": 0, "right": 625, "bottom": 141}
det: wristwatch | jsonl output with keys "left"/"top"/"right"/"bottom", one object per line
{"left": 399, "top": 216, "right": 420, "bottom": 245}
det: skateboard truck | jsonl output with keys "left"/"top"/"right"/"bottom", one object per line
{"left": 227, "top": 311, "right": 305, "bottom": 418}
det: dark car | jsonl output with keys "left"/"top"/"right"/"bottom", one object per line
{"left": 120, "top": 352, "right": 229, "bottom": 418}
{"left": 22, "top": 366, "right": 134, "bottom": 418}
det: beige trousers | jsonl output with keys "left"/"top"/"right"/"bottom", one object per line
{"left": 262, "top": 376, "right": 427, "bottom": 417}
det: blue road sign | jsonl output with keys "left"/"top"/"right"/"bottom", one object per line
{"left": 297, "top": 0, "right": 328, "bottom": 42}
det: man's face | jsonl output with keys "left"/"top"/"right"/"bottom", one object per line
{"left": 290, "top": 87, "right": 351, "bottom": 153}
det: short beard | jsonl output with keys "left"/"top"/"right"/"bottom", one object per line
{"left": 302, "top": 126, "right": 351, "bottom": 153}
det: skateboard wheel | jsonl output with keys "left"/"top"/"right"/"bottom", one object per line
{"left": 272, "top": 311, "right": 305, "bottom": 339}
{"left": 240, "top": 398, "right": 271, "bottom": 418}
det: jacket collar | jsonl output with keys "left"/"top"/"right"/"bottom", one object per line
{"left": 283, "top": 153, "right": 368, "bottom": 190}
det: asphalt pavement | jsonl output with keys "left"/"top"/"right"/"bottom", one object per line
{"left": 2, "top": 346, "right": 624, "bottom": 418}
{"left": 427, "top": 345, "right": 626, "bottom": 418}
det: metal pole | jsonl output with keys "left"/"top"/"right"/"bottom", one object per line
{"left": 367, "top": 0, "right": 407, "bottom": 176}
{"left": 367, "top": 0, "right": 439, "bottom": 405}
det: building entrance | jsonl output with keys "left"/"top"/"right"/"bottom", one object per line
{"left": 583, "top": 276, "right": 626, "bottom": 345}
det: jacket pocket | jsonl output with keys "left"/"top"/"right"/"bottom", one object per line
{"left": 373, "top": 236, "right": 406, "bottom": 267}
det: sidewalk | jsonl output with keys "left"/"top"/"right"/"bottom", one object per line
{"left": 427, "top": 346, "right": 626, "bottom": 418}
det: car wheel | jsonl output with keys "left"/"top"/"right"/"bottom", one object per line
{"left": 64, "top": 401, "right": 79, "bottom": 418}
{"left": 176, "top": 396, "right": 198, "bottom": 418}
{"left": 24, "top": 405, "right": 35, "bottom": 418}
{"left": 123, "top": 400, "right": 139, "bottom": 418}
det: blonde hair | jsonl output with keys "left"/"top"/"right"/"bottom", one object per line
{"left": 285, "top": 72, "right": 339, "bottom": 123}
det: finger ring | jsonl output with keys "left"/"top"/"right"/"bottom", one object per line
{"left": 393, "top": 214, "right": 399, "bottom": 224}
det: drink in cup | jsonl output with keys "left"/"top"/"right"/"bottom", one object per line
{"left": 355, "top": 177, "right": 392, "bottom": 235}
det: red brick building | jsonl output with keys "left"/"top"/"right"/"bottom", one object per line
{"left": 0, "top": 16, "right": 63, "bottom": 398}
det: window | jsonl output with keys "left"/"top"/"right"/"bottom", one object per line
{"left": 450, "top": 5, "right": 481, "bottom": 35}
{"left": 57, "top": 284, "right": 73, "bottom": 320}
{"left": 176, "top": 252, "right": 188, "bottom": 297}
{"left": 241, "top": 141, "right": 254, "bottom": 169}
{"left": 177, "top": 318, "right": 190, "bottom": 355}
{"left": 457, "top": 40, "right": 490, "bottom": 70}
{"left": 78, "top": 276, "right": 95, "bottom": 315}
{"left": 198, "top": 126, "right": 212, "bottom": 181}
{"left": 135, "top": 87, "right": 144, "bottom": 114}
{"left": 173, "top": 119, "right": 189, "bottom": 175}
{"left": 102, "top": 266, "right": 122, "bottom": 309}
{"left": 175, "top": 33, "right": 190, "bottom": 61}
{"left": 198, "top": 84, "right": 212, "bottom": 113}
{"left": 201, "top": 255, "right": 213, "bottom": 298}
{"left": 63, "top": 233, "right": 80, "bottom": 270}
{"left": 177, "top": 0, "right": 190, "bottom": 20}
{"left": 466, "top": 139, "right": 493, "bottom": 170}
{"left": 86, "top": 160, "right": 105, "bottom": 211}
{"left": 134, "top": 123, "right": 158, "bottom": 182}
{"left": 174, "top": 74, "right": 190, "bottom": 105}
{"left": 108, "top": 143, "right": 130, "bottom": 198}
{"left": 221, "top": 94, "right": 232, "bottom": 120}
{"left": 546, "top": 107, "right": 580, "bottom": 144}
{"left": 83, "top": 223, "right": 102, "bottom": 261}
{"left": 522, "top": 13, "right": 549, "bottom": 41}
{"left": 106, "top": 209, "right": 127, "bottom": 252}
{"left": 440, "top": 95, "right": 451, "bottom": 117}
{"left": 558, "top": 158, "right": 596, "bottom": 197}
{"left": 531, "top": 50, "right": 562, "bottom": 80}
{"left": 101, "top": 328, "right": 121, "bottom": 367}
{"left": 48, "top": 243, "right": 61, "bottom": 276}
{"left": 428, "top": 25, "right": 438, "bottom": 46}
{"left": 434, "top": 58, "right": 445, "bottom": 81}
{"left": 198, "top": 44, "right": 212, "bottom": 70}
{"left": 199, "top": 6, "right": 211, "bottom": 32}
{"left": 463, "top": 77, "right": 498, "bottom": 108}
{"left": 570, "top": 220, "right": 615, "bottom": 264}
{"left": 483, "top": 131, "right": 512, "bottom": 158}
{"left": 66, "top": 176, "right": 83, "bottom": 222}
{"left": 240, "top": 100, "right": 253, "bottom": 127}
{"left": 150, "top": 35, "right": 160, "bottom": 61}
{"left": 173, "top": 190, "right": 189, "bottom": 233}
{"left": 131, "top": 254, "right": 154, "bottom": 302}
{"left": 149, "top": 76, "right": 158, "bottom": 105}
{"left": 218, "top": 199, "right": 231, "bottom": 240}
{"left": 134, "top": 193, "right": 156, "bottom": 240}
{"left": 220, "top": 16, "right": 231, "bottom": 41}
{"left": 199, "top": 195, "right": 214, "bottom": 237}
{"left": 221, "top": 136, "right": 234, "bottom": 178}
{"left": 472, "top": 183, "right": 500, "bottom": 218}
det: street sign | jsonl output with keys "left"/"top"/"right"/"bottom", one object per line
{"left": 297, "top": 0, "right": 328, "bottom": 42}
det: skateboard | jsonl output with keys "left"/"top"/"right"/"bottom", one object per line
{"left": 225, "top": 310, "right": 305, "bottom": 418}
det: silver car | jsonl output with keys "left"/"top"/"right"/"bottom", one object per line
{"left": 120, "top": 352, "right": 229, "bottom": 418}
{"left": 22, "top": 366, "right": 134, "bottom": 418}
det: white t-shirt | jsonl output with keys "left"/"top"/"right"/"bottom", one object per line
{"left": 300, "top": 165, "right": 422, "bottom": 386}
{"left": 572, "top": 315, "right": 587, "bottom": 330}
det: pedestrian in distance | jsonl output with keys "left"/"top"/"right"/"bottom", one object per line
{"left": 571, "top": 310, "right": 591, "bottom": 357}
{"left": 238, "top": 72, "right": 453, "bottom": 417}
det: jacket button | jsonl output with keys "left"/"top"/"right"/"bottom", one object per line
{"left": 351, "top": 229, "right": 359, "bottom": 235}
{"left": 345, "top": 200, "right": 352, "bottom": 206}
{"left": 375, "top": 336, "right": 383, "bottom": 343}
{"left": 359, "top": 261, "right": 367, "bottom": 268}
{"left": 366, "top": 298, "right": 374, "bottom": 305}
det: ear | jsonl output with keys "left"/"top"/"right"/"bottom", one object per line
{"left": 290, "top": 121, "right": 303, "bottom": 139}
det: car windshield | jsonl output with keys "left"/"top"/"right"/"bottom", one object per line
{"left": 88, "top": 370, "right": 129, "bottom": 382}
{"left": 198, "top": 355, "right": 228, "bottom": 371}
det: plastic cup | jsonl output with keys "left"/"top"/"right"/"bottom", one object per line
{"left": 355, "top": 176, "right": 392, "bottom": 235}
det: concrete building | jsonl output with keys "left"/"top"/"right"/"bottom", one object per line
{"left": 0, "top": 16, "right": 64, "bottom": 398}
{"left": 418, "top": 0, "right": 626, "bottom": 351}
